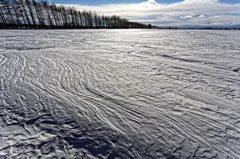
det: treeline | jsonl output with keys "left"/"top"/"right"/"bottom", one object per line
{"left": 0, "top": 0, "right": 149, "bottom": 29}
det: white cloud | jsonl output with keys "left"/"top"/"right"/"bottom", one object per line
{"left": 60, "top": 0, "right": 240, "bottom": 27}
{"left": 183, "top": 0, "right": 218, "bottom": 3}
{"left": 181, "top": 15, "right": 194, "bottom": 19}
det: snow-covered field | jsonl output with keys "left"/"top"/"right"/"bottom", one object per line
{"left": 0, "top": 30, "right": 240, "bottom": 158}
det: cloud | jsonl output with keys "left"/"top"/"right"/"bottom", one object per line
{"left": 181, "top": 16, "right": 191, "bottom": 19}
{"left": 181, "top": 14, "right": 194, "bottom": 19}
{"left": 60, "top": 0, "right": 240, "bottom": 27}
{"left": 183, "top": 0, "right": 218, "bottom": 3}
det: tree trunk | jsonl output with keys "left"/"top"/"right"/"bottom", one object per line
{"left": 19, "top": 0, "right": 31, "bottom": 28}
{"left": 0, "top": 7, "right": 7, "bottom": 25}
{"left": 26, "top": 0, "right": 36, "bottom": 28}
{"left": 32, "top": 0, "right": 42, "bottom": 28}
{"left": 11, "top": 1, "right": 21, "bottom": 28}
{"left": 50, "top": 4, "right": 57, "bottom": 27}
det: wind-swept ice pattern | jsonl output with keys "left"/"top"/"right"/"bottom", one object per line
{"left": 0, "top": 30, "right": 240, "bottom": 158}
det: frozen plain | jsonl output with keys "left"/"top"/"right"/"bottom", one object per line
{"left": 0, "top": 30, "right": 240, "bottom": 159}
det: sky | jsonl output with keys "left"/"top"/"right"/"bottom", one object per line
{"left": 54, "top": 0, "right": 240, "bottom": 27}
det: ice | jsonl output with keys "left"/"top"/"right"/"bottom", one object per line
{"left": 0, "top": 29, "right": 240, "bottom": 158}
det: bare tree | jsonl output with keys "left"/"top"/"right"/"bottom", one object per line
{"left": 0, "top": 1, "right": 7, "bottom": 26}
{"left": 50, "top": 4, "right": 58, "bottom": 27}
{"left": 79, "top": 10, "right": 83, "bottom": 27}
{"left": 18, "top": 0, "right": 31, "bottom": 27}
{"left": 42, "top": 1, "right": 53, "bottom": 27}
{"left": 1, "top": 0, "right": 15, "bottom": 26}
{"left": 0, "top": 0, "right": 149, "bottom": 29}
{"left": 88, "top": 10, "right": 93, "bottom": 28}
{"left": 26, "top": 0, "right": 37, "bottom": 28}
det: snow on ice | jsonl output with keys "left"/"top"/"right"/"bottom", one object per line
{"left": 0, "top": 30, "right": 240, "bottom": 158}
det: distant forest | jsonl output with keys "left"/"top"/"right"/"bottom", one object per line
{"left": 0, "top": 0, "right": 150, "bottom": 29}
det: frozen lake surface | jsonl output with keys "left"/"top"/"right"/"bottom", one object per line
{"left": 0, "top": 30, "right": 240, "bottom": 158}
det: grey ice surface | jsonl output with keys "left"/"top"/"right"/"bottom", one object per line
{"left": 0, "top": 30, "right": 240, "bottom": 159}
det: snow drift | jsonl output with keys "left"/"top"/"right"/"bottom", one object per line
{"left": 0, "top": 30, "right": 240, "bottom": 158}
